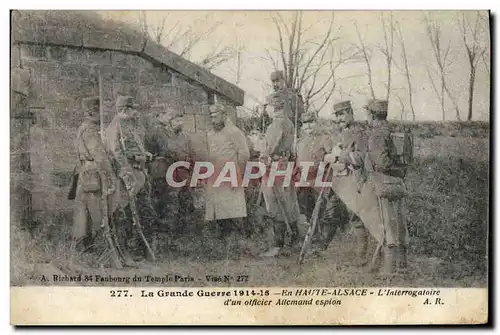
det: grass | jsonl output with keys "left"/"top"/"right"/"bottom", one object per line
{"left": 11, "top": 132, "right": 489, "bottom": 287}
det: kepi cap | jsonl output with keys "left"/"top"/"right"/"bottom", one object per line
{"left": 209, "top": 102, "right": 234, "bottom": 116}
{"left": 152, "top": 103, "right": 183, "bottom": 119}
{"left": 270, "top": 70, "right": 284, "bottom": 81}
{"left": 82, "top": 96, "right": 100, "bottom": 116}
{"left": 301, "top": 111, "right": 316, "bottom": 123}
{"left": 116, "top": 95, "right": 137, "bottom": 109}
{"left": 333, "top": 100, "right": 352, "bottom": 115}
{"left": 365, "top": 99, "right": 388, "bottom": 115}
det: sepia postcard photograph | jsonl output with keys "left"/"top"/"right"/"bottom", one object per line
{"left": 9, "top": 8, "right": 491, "bottom": 325}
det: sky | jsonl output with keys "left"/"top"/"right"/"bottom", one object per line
{"left": 99, "top": 10, "right": 491, "bottom": 122}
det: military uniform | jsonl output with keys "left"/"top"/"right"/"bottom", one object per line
{"left": 104, "top": 95, "right": 156, "bottom": 260}
{"left": 70, "top": 97, "right": 115, "bottom": 249}
{"left": 260, "top": 100, "right": 301, "bottom": 256}
{"left": 321, "top": 101, "right": 367, "bottom": 255}
{"left": 142, "top": 106, "right": 180, "bottom": 235}
{"left": 265, "top": 71, "right": 305, "bottom": 139}
{"left": 295, "top": 112, "right": 348, "bottom": 250}
{"left": 204, "top": 104, "right": 250, "bottom": 222}
{"left": 154, "top": 108, "right": 194, "bottom": 234}
{"left": 364, "top": 99, "right": 409, "bottom": 274}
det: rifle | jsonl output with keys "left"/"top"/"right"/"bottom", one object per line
{"left": 124, "top": 182, "right": 156, "bottom": 262}
{"left": 97, "top": 70, "right": 123, "bottom": 268}
{"left": 67, "top": 164, "right": 79, "bottom": 200}
{"left": 99, "top": 172, "right": 123, "bottom": 269}
{"left": 271, "top": 182, "right": 293, "bottom": 236}
{"left": 297, "top": 165, "right": 333, "bottom": 265}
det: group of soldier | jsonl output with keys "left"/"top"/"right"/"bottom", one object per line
{"left": 69, "top": 69, "right": 410, "bottom": 276}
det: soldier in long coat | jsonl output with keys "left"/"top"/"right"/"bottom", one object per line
{"left": 324, "top": 101, "right": 370, "bottom": 262}
{"left": 363, "top": 99, "right": 409, "bottom": 274}
{"left": 325, "top": 100, "right": 410, "bottom": 274}
{"left": 202, "top": 103, "right": 250, "bottom": 238}
{"left": 104, "top": 95, "right": 156, "bottom": 261}
{"left": 296, "top": 111, "right": 351, "bottom": 251}
{"left": 260, "top": 100, "right": 301, "bottom": 257}
{"left": 70, "top": 97, "right": 115, "bottom": 250}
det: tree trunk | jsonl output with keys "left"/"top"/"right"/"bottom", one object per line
{"left": 409, "top": 93, "right": 416, "bottom": 121}
{"left": 467, "top": 66, "right": 476, "bottom": 121}
{"left": 386, "top": 64, "right": 391, "bottom": 102}
{"left": 440, "top": 74, "right": 445, "bottom": 121}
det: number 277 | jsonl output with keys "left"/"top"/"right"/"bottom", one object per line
{"left": 109, "top": 290, "right": 129, "bottom": 297}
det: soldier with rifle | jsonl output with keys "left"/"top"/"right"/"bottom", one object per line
{"left": 324, "top": 101, "right": 369, "bottom": 262}
{"left": 298, "top": 100, "right": 367, "bottom": 265}
{"left": 68, "top": 97, "right": 121, "bottom": 267}
{"left": 320, "top": 99, "right": 410, "bottom": 274}
{"left": 295, "top": 110, "right": 351, "bottom": 253}
{"left": 362, "top": 99, "right": 410, "bottom": 275}
{"left": 260, "top": 99, "right": 301, "bottom": 258}
{"left": 105, "top": 95, "right": 156, "bottom": 264}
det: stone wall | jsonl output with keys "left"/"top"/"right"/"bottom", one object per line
{"left": 14, "top": 41, "right": 234, "bottom": 221}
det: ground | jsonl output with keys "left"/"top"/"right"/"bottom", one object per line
{"left": 12, "top": 226, "right": 487, "bottom": 288}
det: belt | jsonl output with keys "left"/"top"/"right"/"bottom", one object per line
{"left": 270, "top": 151, "right": 292, "bottom": 161}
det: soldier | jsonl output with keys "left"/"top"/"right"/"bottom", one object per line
{"left": 363, "top": 99, "right": 409, "bottom": 274}
{"left": 295, "top": 112, "right": 319, "bottom": 221}
{"left": 324, "top": 100, "right": 369, "bottom": 262}
{"left": 264, "top": 70, "right": 305, "bottom": 139}
{"left": 202, "top": 103, "right": 250, "bottom": 240}
{"left": 105, "top": 95, "right": 156, "bottom": 262}
{"left": 260, "top": 99, "right": 301, "bottom": 257}
{"left": 141, "top": 104, "right": 174, "bottom": 242}
{"left": 146, "top": 104, "right": 193, "bottom": 236}
{"left": 70, "top": 97, "right": 115, "bottom": 252}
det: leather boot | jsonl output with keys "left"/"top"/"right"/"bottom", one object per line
{"left": 289, "top": 221, "right": 300, "bottom": 248}
{"left": 382, "top": 245, "right": 397, "bottom": 275}
{"left": 353, "top": 227, "right": 368, "bottom": 266}
{"left": 395, "top": 245, "right": 408, "bottom": 271}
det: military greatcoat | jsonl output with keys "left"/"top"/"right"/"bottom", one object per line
{"left": 203, "top": 119, "right": 251, "bottom": 221}
{"left": 72, "top": 119, "right": 114, "bottom": 240}
{"left": 261, "top": 114, "right": 301, "bottom": 223}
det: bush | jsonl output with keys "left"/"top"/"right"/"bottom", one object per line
{"left": 404, "top": 156, "right": 488, "bottom": 272}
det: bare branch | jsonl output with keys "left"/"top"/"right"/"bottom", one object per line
{"left": 276, "top": 12, "right": 291, "bottom": 38}
{"left": 287, "top": 12, "right": 299, "bottom": 88}
{"left": 395, "top": 21, "right": 416, "bottom": 121}
{"left": 264, "top": 49, "right": 279, "bottom": 70}
{"left": 292, "top": 11, "right": 303, "bottom": 89}
{"left": 354, "top": 22, "right": 376, "bottom": 99}
{"left": 379, "top": 12, "right": 394, "bottom": 101}
{"left": 271, "top": 14, "right": 288, "bottom": 81}
{"left": 458, "top": 10, "right": 488, "bottom": 120}
{"left": 180, "top": 20, "right": 222, "bottom": 57}
{"left": 297, "top": 13, "right": 336, "bottom": 92}
{"left": 198, "top": 45, "right": 237, "bottom": 71}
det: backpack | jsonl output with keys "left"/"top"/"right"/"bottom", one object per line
{"left": 391, "top": 127, "right": 414, "bottom": 168}
{"left": 393, "top": 127, "right": 414, "bottom": 181}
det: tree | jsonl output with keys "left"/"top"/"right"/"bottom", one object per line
{"left": 265, "top": 11, "right": 356, "bottom": 114}
{"left": 424, "top": 14, "right": 461, "bottom": 121}
{"left": 394, "top": 21, "right": 416, "bottom": 121}
{"left": 138, "top": 11, "right": 237, "bottom": 71}
{"left": 378, "top": 12, "right": 395, "bottom": 102}
{"left": 395, "top": 94, "right": 406, "bottom": 120}
{"left": 457, "top": 11, "right": 489, "bottom": 121}
{"left": 353, "top": 22, "right": 376, "bottom": 100}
